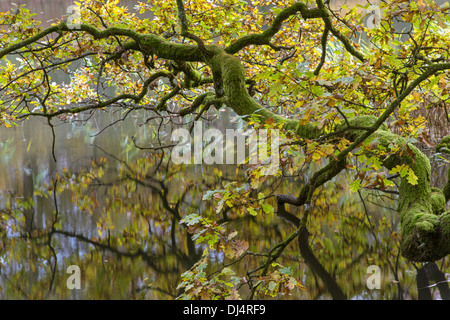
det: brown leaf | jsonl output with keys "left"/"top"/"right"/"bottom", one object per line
{"left": 374, "top": 58, "right": 382, "bottom": 69}
{"left": 265, "top": 117, "right": 275, "bottom": 125}
{"left": 232, "top": 239, "right": 249, "bottom": 257}
{"left": 418, "top": 132, "right": 435, "bottom": 148}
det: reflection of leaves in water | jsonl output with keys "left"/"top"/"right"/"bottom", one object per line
{"left": 120, "top": 135, "right": 140, "bottom": 162}
{"left": 1, "top": 148, "right": 449, "bottom": 300}
{"left": 0, "top": 138, "right": 15, "bottom": 163}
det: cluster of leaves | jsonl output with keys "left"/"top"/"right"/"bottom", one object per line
{"left": 176, "top": 252, "right": 242, "bottom": 300}
{"left": 180, "top": 213, "right": 249, "bottom": 258}
{"left": 176, "top": 213, "right": 247, "bottom": 299}
{"left": 177, "top": 213, "right": 305, "bottom": 299}
{"left": 202, "top": 180, "right": 275, "bottom": 218}
{"left": 347, "top": 134, "right": 419, "bottom": 193}
{"left": 0, "top": 192, "right": 35, "bottom": 236}
{"left": 251, "top": 262, "right": 306, "bottom": 298}
{"left": 2, "top": 0, "right": 448, "bottom": 189}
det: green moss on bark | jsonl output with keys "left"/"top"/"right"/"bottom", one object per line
{"left": 207, "top": 49, "right": 321, "bottom": 139}
{"left": 370, "top": 130, "right": 450, "bottom": 262}
{"left": 436, "top": 135, "right": 450, "bottom": 202}
{"left": 430, "top": 187, "right": 446, "bottom": 214}
{"left": 206, "top": 44, "right": 450, "bottom": 262}
{"left": 335, "top": 117, "right": 449, "bottom": 261}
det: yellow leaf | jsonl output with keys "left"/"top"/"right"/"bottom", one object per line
{"left": 407, "top": 168, "right": 418, "bottom": 185}
{"left": 312, "top": 152, "right": 321, "bottom": 162}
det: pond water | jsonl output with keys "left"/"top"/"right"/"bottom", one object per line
{"left": 1, "top": 0, "right": 450, "bottom": 300}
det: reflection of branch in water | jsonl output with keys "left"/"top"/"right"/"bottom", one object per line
{"left": 91, "top": 107, "right": 136, "bottom": 138}
{"left": 359, "top": 189, "right": 407, "bottom": 299}
{"left": 417, "top": 262, "right": 450, "bottom": 300}
{"left": 52, "top": 230, "right": 171, "bottom": 273}
{"left": 2, "top": 274, "right": 30, "bottom": 299}
{"left": 4, "top": 148, "right": 209, "bottom": 298}
{"left": 276, "top": 202, "right": 347, "bottom": 300}
{"left": 61, "top": 146, "right": 203, "bottom": 266}
{"left": 51, "top": 230, "right": 180, "bottom": 299}
{"left": 135, "top": 283, "right": 176, "bottom": 299}
{"left": 47, "top": 179, "right": 59, "bottom": 296}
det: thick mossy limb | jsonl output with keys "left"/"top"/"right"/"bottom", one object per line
{"left": 372, "top": 129, "right": 450, "bottom": 261}
{"left": 208, "top": 49, "right": 322, "bottom": 139}
{"left": 208, "top": 46, "right": 450, "bottom": 262}
{"left": 431, "top": 187, "right": 446, "bottom": 215}
{"left": 436, "top": 135, "right": 450, "bottom": 202}
{"left": 340, "top": 116, "right": 449, "bottom": 261}
{"left": 444, "top": 175, "right": 450, "bottom": 203}
{"left": 436, "top": 135, "right": 450, "bottom": 154}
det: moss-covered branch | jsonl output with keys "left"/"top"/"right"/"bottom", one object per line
{"left": 2, "top": 2, "right": 450, "bottom": 263}
{"left": 436, "top": 136, "right": 450, "bottom": 202}
{"left": 0, "top": 25, "right": 61, "bottom": 59}
{"left": 18, "top": 70, "right": 169, "bottom": 118}
{"left": 207, "top": 44, "right": 450, "bottom": 263}
{"left": 207, "top": 48, "right": 322, "bottom": 138}
{"left": 367, "top": 126, "right": 450, "bottom": 262}
{"left": 225, "top": 2, "right": 327, "bottom": 54}
{"left": 315, "top": 0, "right": 365, "bottom": 62}
{"left": 0, "top": 22, "right": 205, "bottom": 63}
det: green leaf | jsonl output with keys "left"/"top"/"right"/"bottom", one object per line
{"left": 311, "top": 85, "right": 324, "bottom": 96}
{"left": 202, "top": 190, "right": 217, "bottom": 200}
{"left": 349, "top": 179, "right": 361, "bottom": 193}
{"left": 180, "top": 213, "right": 202, "bottom": 226}
{"left": 268, "top": 281, "right": 277, "bottom": 291}
{"left": 247, "top": 207, "right": 257, "bottom": 216}
{"left": 279, "top": 267, "right": 293, "bottom": 276}
{"left": 261, "top": 204, "right": 274, "bottom": 214}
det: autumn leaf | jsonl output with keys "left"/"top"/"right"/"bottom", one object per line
{"left": 407, "top": 168, "right": 418, "bottom": 185}
{"left": 349, "top": 179, "right": 361, "bottom": 192}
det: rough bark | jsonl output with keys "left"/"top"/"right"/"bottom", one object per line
{"left": 436, "top": 136, "right": 450, "bottom": 202}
